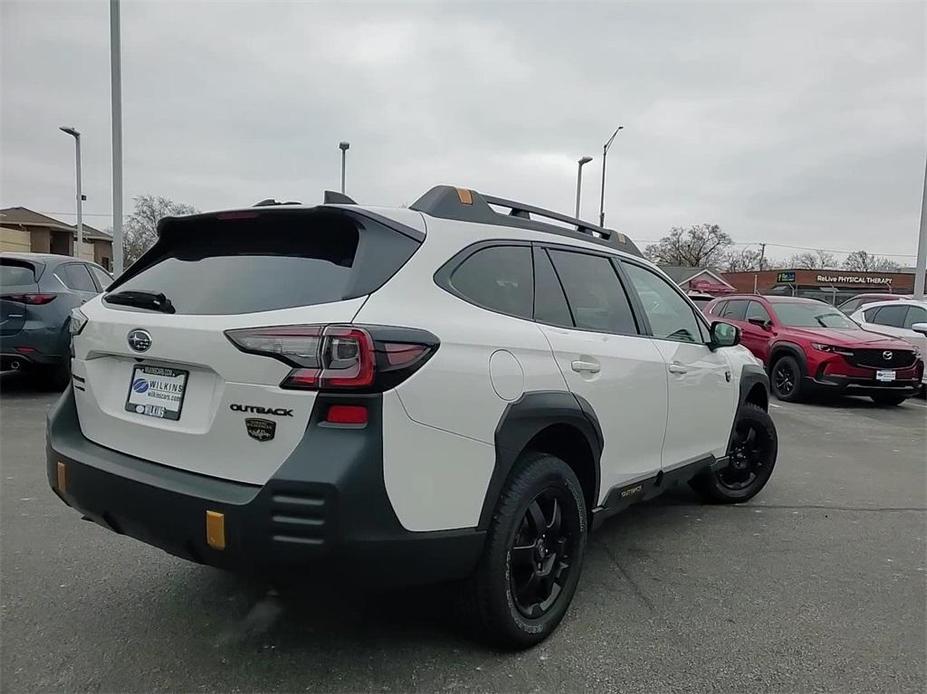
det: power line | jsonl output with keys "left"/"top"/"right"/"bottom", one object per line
{"left": 636, "top": 239, "right": 916, "bottom": 259}
{"left": 39, "top": 210, "right": 114, "bottom": 218}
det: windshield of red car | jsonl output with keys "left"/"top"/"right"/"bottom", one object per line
{"left": 771, "top": 301, "right": 858, "bottom": 329}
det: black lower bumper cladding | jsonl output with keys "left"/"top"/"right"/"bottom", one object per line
{"left": 46, "top": 388, "right": 484, "bottom": 587}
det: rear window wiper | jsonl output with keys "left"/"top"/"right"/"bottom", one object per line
{"left": 104, "top": 290, "right": 176, "bottom": 314}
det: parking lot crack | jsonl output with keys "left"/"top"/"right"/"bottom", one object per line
{"left": 595, "top": 541, "right": 656, "bottom": 613}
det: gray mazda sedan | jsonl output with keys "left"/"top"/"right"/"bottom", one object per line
{"left": 1, "top": 252, "right": 111, "bottom": 388}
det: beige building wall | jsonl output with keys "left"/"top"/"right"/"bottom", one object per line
{"left": 0, "top": 227, "right": 31, "bottom": 252}
{"left": 30, "top": 229, "right": 51, "bottom": 253}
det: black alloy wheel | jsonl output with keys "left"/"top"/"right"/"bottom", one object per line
{"left": 690, "top": 402, "right": 778, "bottom": 504}
{"left": 508, "top": 490, "right": 576, "bottom": 619}
{"left": 718, "top": 415, "right": 774, "bottom": 492}
{"left": 773, "top": 361, "right": 795, "bottom": 396}
{"left": 771, "top": 355, "right": 803, "bottom": 402}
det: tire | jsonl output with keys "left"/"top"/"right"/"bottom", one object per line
{"left": 691, "top": 403, "right": 778, "bottom": 504}
{"left": 36, "top": 359, "right": 70, "bottom": 392}
{"left": 462, "top": 452, "right": 588, "bottom": 650}
{"left": 770, "top": 355, "right": 803, "bottom": 402}
{"left": 870, "top": 393, "right": 907, "bottom": 406}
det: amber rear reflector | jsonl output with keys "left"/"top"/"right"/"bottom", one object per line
{"left": 205, "top": 510, "right": 226, "bottom": 550}
{"left": 56, "top": 462, "right": 67, "bottom": 492}
{"left": 456, "top": 188, "right": 473, "bottom": 205}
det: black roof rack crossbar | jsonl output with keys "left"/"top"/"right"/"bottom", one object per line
{"left": 481, "top": 193, "right": 611, "bottom": 239}
{"left": 409, "top": 185, "right": 642, "bottom": 257}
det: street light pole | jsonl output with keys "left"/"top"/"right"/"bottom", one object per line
{"left": 111, "top": 0, "right": 124, "bottom": 275}
{"left": 599, "top": 124, "right": 623, "bottom": 228}
{"left": 59, "top": 127, "right": 82, "bottom": 258}
{"left": 914, "top": 155, "right": 927, "bottom": 300}
{"left": 575, "top": 156, "right": 592, "bottom": 219}
{"left": 339, "top": 141, "right": 350, "bottom": 194}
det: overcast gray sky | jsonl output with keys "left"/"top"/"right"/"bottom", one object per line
{"left": 2, "top": 0, "right": 924, "bottom": 263}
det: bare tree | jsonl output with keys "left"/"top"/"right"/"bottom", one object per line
{"left": 787, "top": 250, "right": 838, "bottom": 269}
{"left": 723, "top": 247, "right": 765, "bottom": 272}
{"left": 842, "top": 250, "right": 900, "bottom": 272}
{"left": 124, "top": 195, "right": 197, "bottom": 264}
{"left": 645, "top": 224, "right": 733, "bottom": 267}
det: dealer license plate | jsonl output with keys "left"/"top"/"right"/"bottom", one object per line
{"left": 124, "top": 365, "right": 189, "bottom": 420}
{"left": 876, "top": 369, "right": 896, "bottom": 382}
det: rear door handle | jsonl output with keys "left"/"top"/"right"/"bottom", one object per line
{"left": 668, "top": 362, "right": 688, "bottom": 375}
{"left": 571, "top": 360, "right": 600, "bottom": 374}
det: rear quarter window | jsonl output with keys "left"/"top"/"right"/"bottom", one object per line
{"left": 447, "top": 245, "right": 534, "bottom": 320}
{"left": 0, "top": 261, "right": 37, "bottom": 287}
{"left": 106, "top": 210, "right": 420, "bottom": 315}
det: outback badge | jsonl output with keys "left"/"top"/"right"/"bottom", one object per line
{"left": 245, "top": 418, "right": 276, "bottom": 442}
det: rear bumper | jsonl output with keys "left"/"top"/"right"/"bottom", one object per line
{"left": 46, "top": 388, "right": 484, "bottom": 587}
{"left": 0, "top": 324, "right": 67, "bottom": 367}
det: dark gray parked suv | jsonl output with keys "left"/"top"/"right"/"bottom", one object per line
{"left": 1, "top": 252, "right": 111, "bottom": 388}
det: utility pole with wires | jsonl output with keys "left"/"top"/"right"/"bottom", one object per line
{"left": 914, "top": 156, "right": 926, "bottom": 300}
{"left": 758, "top": 243, "right": 767, "bottom": 271}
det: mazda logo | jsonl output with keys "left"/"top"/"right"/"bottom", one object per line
{"left": 127, "top": 329, "right": 152, "bottom": 353}
{"left": 882, "top": 350, "right": 893, "bottom": 361}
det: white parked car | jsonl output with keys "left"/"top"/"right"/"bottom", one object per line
{"left": 850, "top": 299, "right": 927, "bottom": 384}
{"left": 48, "top": 186, "right": 777, "bottom": 648}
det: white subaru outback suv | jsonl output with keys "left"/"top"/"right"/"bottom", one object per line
{"left": 48, "top": 186, "right": 777, "bottom": 648}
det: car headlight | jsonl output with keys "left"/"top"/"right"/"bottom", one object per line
{"left": 69, "top": 308, "right": 88, "bottom": 336}
{"left": 810, "top": 342, "right": 854, "bottom": 356}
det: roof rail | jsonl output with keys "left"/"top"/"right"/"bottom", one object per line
{"left": 323, "top": 190, "right": 357, "bottom": 205}
{"left": 253, "top": 198, "right": 301, "bottom": 207}
{"left": 409, "top": 185, "right": 641, "bottom": 256}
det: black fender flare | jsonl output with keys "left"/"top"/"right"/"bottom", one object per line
{"left": 726, "top": 363, "right": 772, "bottom": 452}
{"left": 767, "top": 341, "right": 807, "bottom": 376}
{"left": 478, "top": 391, "right": 603, "bottom": 530}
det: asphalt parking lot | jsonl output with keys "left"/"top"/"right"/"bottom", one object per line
{"left": 1, "top": 376, "right": 925, "bottom": 693}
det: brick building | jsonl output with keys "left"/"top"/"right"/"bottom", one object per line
{"left": 722, "top": 268, "right": 921, "bottom": 304}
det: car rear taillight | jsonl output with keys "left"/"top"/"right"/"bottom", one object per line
{"left": 1, "top": 293, "right": 56, "bottom": 305}
{"left": 224, "top": 324, "right": 438, "bottom": 392}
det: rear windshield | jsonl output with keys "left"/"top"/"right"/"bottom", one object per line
{"left": 106, "top": 210, "right": 420, "bottom": 315}
{"left": 0, "top": 260, "right": 38, "bottom": 287}
{"left": 771, "top": 301, "right": 858, "bottom": 329}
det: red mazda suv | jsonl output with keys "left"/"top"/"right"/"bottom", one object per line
{"left": 705, "top": 295, "right": 923, "bottom": 405}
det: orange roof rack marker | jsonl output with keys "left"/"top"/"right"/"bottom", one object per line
{"left": 456, "top": 188, "right": 473, "bottom": 205}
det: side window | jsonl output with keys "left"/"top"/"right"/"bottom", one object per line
{"left": 903, "top": 306, "right": 926, "bottom": 329}
{"left": 872, "top": 304, "right": 908, "bottom": 328}
{"left": 547, "top": 250, "right": 637, "bottom": 334}
{"left": 709, "top": 300, "right": 727, "bottom": 316}
{"left": 533, "top": 249, "right": 573, "bottom": 328}
{"left": 720, "top": 299, "right": 748, "bottom": 321}
{"left": 57, "top": 263, "right": 96, "bottom": 292}
{"left": 745, "top": 301, "right": 771, "bottom": 323}
{"left": 621, "top": 262, "right": 703, "bottom": 344}
{"left": 840, "top": 299, "right": 860, "bottom": 314}
{"left": 88, "top": 265, "right": 112, "bottom": 290}
{"left": 449, "top": 245, "right": 533, "bottom": 319}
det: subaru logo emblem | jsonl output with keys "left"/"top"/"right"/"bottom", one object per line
{"left": 882, "top": 350, "right": 893, "bottom": 361}
{"left": 127, "top": 329, "right": 152, "bottom": 353}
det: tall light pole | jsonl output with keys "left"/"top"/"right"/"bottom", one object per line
{"left": 339, "top": 141, "right": 350, "bottom": 194}
{"left": 575, "top": 156, "right": 592, "bottom": 219}
{"left": 111, "top": 0, "right": 124, "bottom": 275}
{"left": 59, "top": 127, "right": 82, "bottom": 258}
{"left": 599, "top": 124, "right": 623, "bottom": 227}
{"left": 914, "top": 155, "right": 927, "bottom": 300}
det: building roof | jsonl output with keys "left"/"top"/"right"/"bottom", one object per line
{"left": 0, "top": 207, "right": 111, "bottom": 242}
{"left": 0, "top": 207, "right": 74, "bottom": 231}
{"left": 659, "top": 265, "right": 733, "bottom": 289}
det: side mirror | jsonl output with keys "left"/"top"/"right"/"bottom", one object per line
{"left": 911, "top": 322, "right": 927, "bottom": 336}
{"left": 710, "top": 321, "right": 741, "bottom": 349}
{"left": 747, "top": 317, "right": 772, "bottom": 331}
